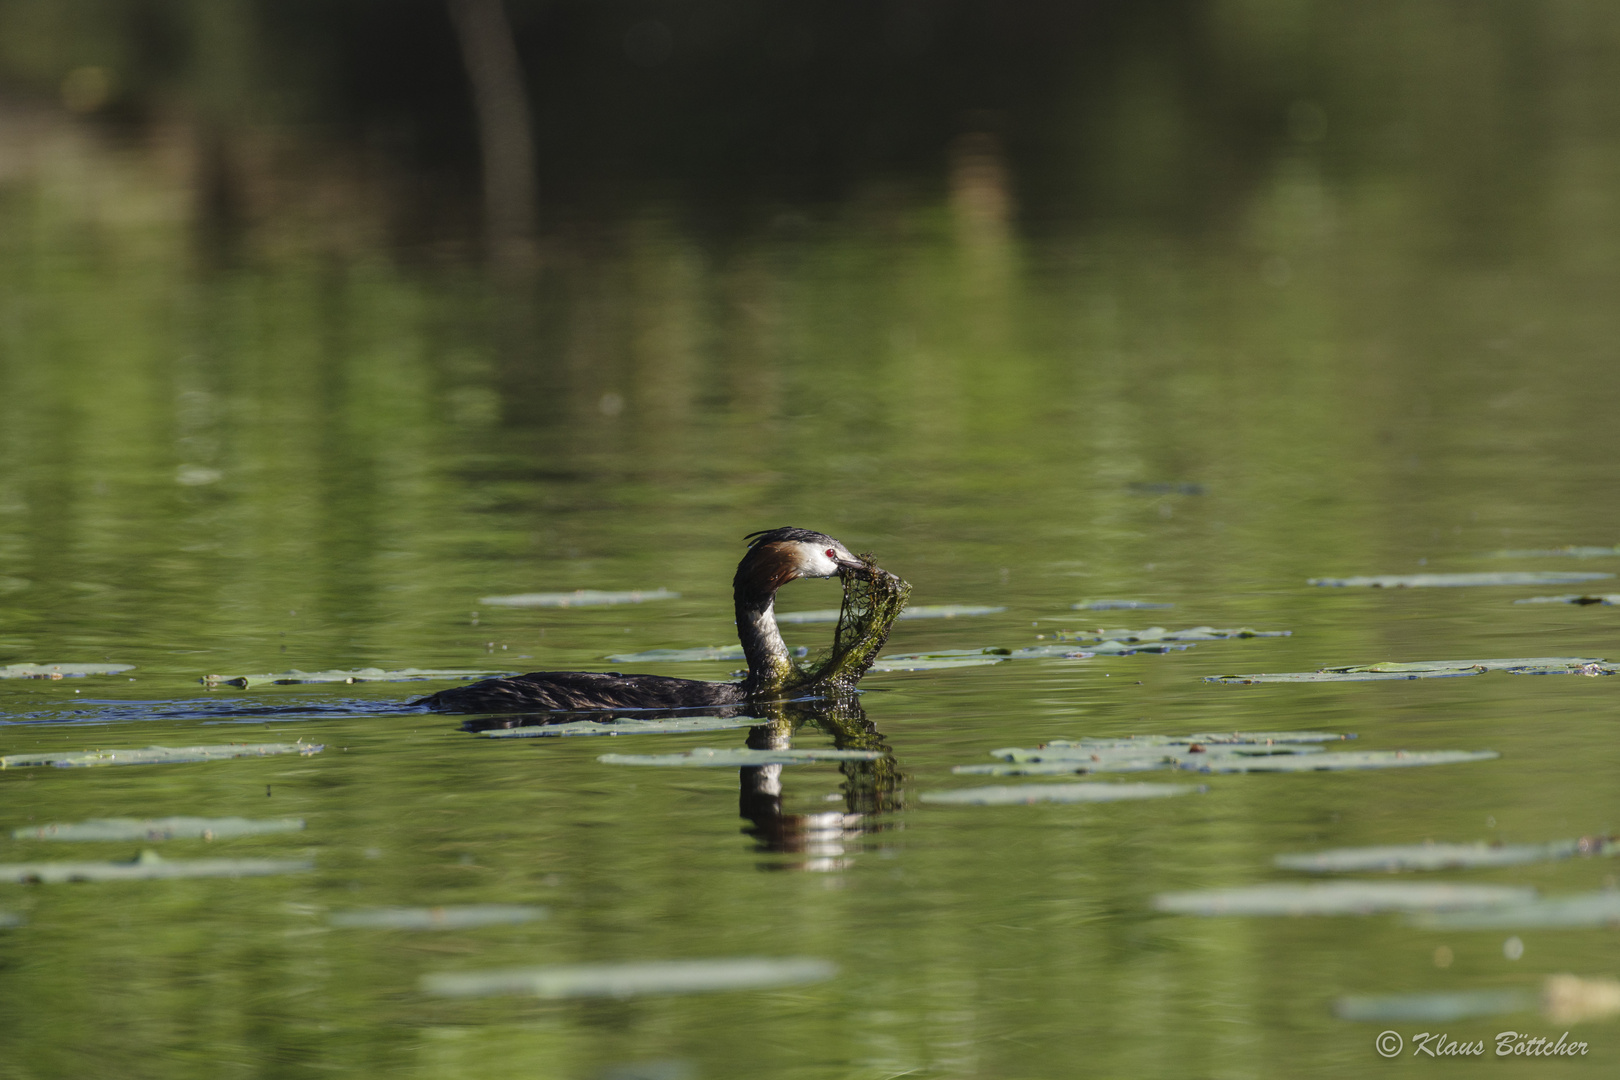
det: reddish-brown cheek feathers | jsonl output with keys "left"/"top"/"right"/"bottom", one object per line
{"left": 747, "top": 542, "right": 802, "bottom": 593}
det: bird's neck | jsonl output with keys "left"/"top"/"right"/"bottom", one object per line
{"left": 734, "top": 556, "right": 799, "bottom": 694}
{"left": 735, "top": 591, "right": 797, "bottom": 694}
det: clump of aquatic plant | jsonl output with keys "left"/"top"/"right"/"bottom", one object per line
{"left": 787, "top": 555, "right": 911, "bottom": 693}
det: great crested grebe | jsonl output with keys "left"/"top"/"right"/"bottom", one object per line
{"left": 420, "top": 527, "right": 901, "bottom": 713}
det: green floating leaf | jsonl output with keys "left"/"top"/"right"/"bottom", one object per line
{"left": 1196, "top": 750, "right": 1498, "bottom": 773}
{"left": 1411, "top": 891, "right": 1620, "bottom": 929}
{"left": 1492, "top": 546, "right": 1620, "bottom": 558}
{"left": 1277, "top": 837, "right": 1618, "bottom": 873}
{"left": 1054, "top": 626, "right": 1290, "bottom": 643}
{"left": 1310, "top": 571, "right": 1613, "bottom": 588}
{"left": 1208, "top": 656, "right": 1606, "bottom": 683}
{"left": 13, "top": 816, "right": 306, "bottom": 841}
{"left": 959, "top": 744, "right": 1328, "bottom": 777}
{"left": 1154, "top": 881, "right": 1537, "bottom": 916}
{"left": 1072, "top": 599, "right": 1174, "bottom": 611}
{"left": 869, "top": 651, "right": 1010, "bottom": 671}
{"left": 919, "top": 782, "right": 1202, "bottom": 805}
{"left": 1336, "top": 989, "right": 1537, "bottom": 1023}
{"left": 1514, "top": 594, "right": 1620, "bottom": 606}
{"left": 483, "top": 716, "right": 762, "bottom": 739}
{"left": 0, "top": 663, "right": 134, "bottom": 679}
{"left": 420, "top": 957, "right": 838, "bottom": 999}
{"left": 330, "top": 905, "right": 546, "bottom": 930}
{"left": 1006, "top": 645, "right": 1102, "bottom": 659}
{"left": 776, "top": 604, "right": 1005, "bottom": 625}
{"left": 598, "top": 747, "right": 884, "bottom": 767}
{"left": 1, "top": 743, "right": 322, "bottom": 769}
{"left": 0, "top": 849, "right": 312, "bottom": 883}
{"left": 604, "top": 645, "right": 807, "bottom": 663}
{"left": 478, "top": 589, "right": 679, "bottom": 608}
{"left": 202, "top": 668, "right": 501, "bottom": 688}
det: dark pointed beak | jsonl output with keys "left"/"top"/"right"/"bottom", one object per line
{"left": 835, "top": 552, "right": 866, "bottom": 574}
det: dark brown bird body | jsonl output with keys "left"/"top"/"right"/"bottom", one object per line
{"left": 419, "top": 527, "right": 866, "bottom": 713}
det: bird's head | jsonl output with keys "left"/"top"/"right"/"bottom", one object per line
{"left": 737, "top": 526, "right": 865, "bottom": 599}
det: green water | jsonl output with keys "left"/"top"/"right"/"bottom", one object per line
{"left": 6, "top": 90, "right": 1620, "bottom": 1080}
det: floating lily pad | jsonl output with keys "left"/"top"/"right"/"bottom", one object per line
{"left": 1335, "top": 989, "right": 1537, "bottom": 1022}
{"left": 603, "top": 645, "right": 807, "bottom": 663}
{"left": 1196, "top": 749, "right": 1498, "bottom": 773}
{"left": 420, "top": 957, "right": 838, "bottom": 999}
{"left": 1054, "top": 627, "right": 1290, "bottom": 643}
{"left": 957, "top": 744, "right": 1329, "bottom": 777}
{"left": 483, "top": 716, "right": 763, "bottom": 738}
{"left": 1153, "top": 881, "right": 1537, "bottom": 916}
{"left": 869, "top": 650, "right": 1011, "bottom": 671}
{"left": 478, "top": 589, "right": 680, "bottom": 608}
{"left": 598, "top": 747, "right": 884, "bottom": 767}
{"left": 202, "top": 668, "right": 500, "bottom": 689}
{"left": 1, "top": 743, "right": 323, "bottom": 769}
{"left": 13, "top": 816, "right": 306, "bottom": 841}
{"left": 1277, "top": 837, "right": 1618, "bottom": 873}
{"left": 1514, "top": 594, "right": 1620, "bottom": 606}
{"left": 1493, "top": 546, "right": 1620, "bottom": 558}
{"left": 330, "top": 905, "right": 546, "bottom": 930}
{"left": 0, "top": 663, "right": 134, "bottom": 679}
{"left": 1006, "top": 645, "right": 1102, "bottom": 660}
{"left": 1208, "top": 657, "right": 1605, "bottom": 683}
{"left": 776, "top": 604, "right": 1005, "bottom": 624}
{"left": 1072, "top": 600, "right": 1174, "bottom": 611}
{"left": 1309, "top": 572, "right": 1613, "bottom": 588}
{"left": 919, "top": 782, "right": 1202, "bottom": 805}
{"left": 1412, "top": 890, "right": 1620, "bottom": 929}
{"left": 0, "top": 849, "right": 312, "bottom": 883}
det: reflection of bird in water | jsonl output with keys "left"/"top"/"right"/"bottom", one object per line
{"left": 421, "top": 527, "right": 873, "bottom": 713}
{"left": 740, "top": 700, "right": 902, "bottom": 872}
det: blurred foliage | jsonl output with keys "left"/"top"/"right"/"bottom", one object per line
{"left": 0, "top": 0, "right": 1614, "bottom": 246}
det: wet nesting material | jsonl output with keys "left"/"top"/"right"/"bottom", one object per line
{"left": 477, "top": 589, "right": 679, "bottom": 608}
{"left": 1, "top": 742, "right": 323, "bottom": 768}
{"left": 1276, "top": 837, "right": 1619, "bottom": 873}
{"left": 1153, "top": 881, "right": 1537, "bottom": 917}
{"left": 786, "top": 555, "right": 912, "bottom": 692}
{"left": 1515, "top": 594, "right": 1620, "bottom": 606}
{"left": 1208, "top": 657, "right": 1607, "bottom": 683}
{"left": 481, "top": 716, "right": 761, "bottom": 738}
{"left": 598, "top": 747, "right": 883, "bottom": 767}
{"left": 201, "top": 668, "right": 500, "bottom": 688}
{"left": 776, "top": 603, "right": 989, "bottom": 624}
{"left": 420, "top": 957, "right": 837, "bottom": 999}
{"left": 1410, "top": 890, "right": 1620, "bottom": 929}
{"left": 919, "top": 782, "right": 1201, "bottom": 805}
{"left": 0, "top": 849, "right": 312, "bottom": 883}
{"left": 0, "top": 663, "right": 134, "bottom": 679}
{"left": 13, "top": 816, "right": 305, "bottom": 841}
{"left": 1309, "top": 571, "right": 1612, "bottom": 587}
{"left": 330, "top": 905, "right": 546, "bottom": 930}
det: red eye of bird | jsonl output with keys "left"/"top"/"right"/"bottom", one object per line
{"left": 826, "top": 549, "right": 836, "bottom": 558}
